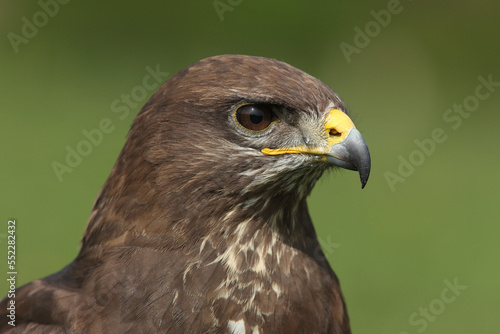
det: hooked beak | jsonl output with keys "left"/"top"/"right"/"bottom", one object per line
{"left": 325, "top": 127, "right": 371, "bottom": 188}
{"left": 261, "top": 109, "right": 371, "bottom": 188}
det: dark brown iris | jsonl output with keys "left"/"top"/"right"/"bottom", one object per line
{"left": 236, "top": 104, "right": 276, "bottom": 131}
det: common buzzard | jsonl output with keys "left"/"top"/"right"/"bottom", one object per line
{"left": 1, "top": 55, "right": 370, "bottom": 334}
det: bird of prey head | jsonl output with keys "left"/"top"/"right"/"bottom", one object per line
{"left": 1, "top": 55, "right": 370, "bottom": 334}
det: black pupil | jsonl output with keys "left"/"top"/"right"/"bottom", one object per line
{"left": 249, "top": 109, "right": 264, "bottom": 124}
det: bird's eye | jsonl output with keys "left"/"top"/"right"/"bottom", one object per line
{"left": 235, "top": 104, "right": 277, "bottom": 132}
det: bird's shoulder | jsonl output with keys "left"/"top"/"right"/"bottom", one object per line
{"left": 0, "top": 262, "right": 82, "bottom": 333}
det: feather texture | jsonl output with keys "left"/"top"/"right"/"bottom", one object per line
{"left": 1, "top": 55, "right": 354, "bottom": 333}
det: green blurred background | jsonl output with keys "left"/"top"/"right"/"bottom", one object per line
{"left": 1, "top": 0, "right": 499, "bottom": 332}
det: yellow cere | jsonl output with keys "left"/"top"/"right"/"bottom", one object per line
{"left": 261, "top": 109, "right": 355, "bottom": 156}
{"left": 325, "top": 109, "right": 355, "bottom": 146}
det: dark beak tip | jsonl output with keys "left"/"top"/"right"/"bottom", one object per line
{"left": 360, "top": 175, "right": 369, "bottom": 189}
{"left": 356, "top": 155, "right": 371, "bottom": 189}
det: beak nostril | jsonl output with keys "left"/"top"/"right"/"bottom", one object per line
{"left": 329, "top": 129, "right": 341, "bottom": 137}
